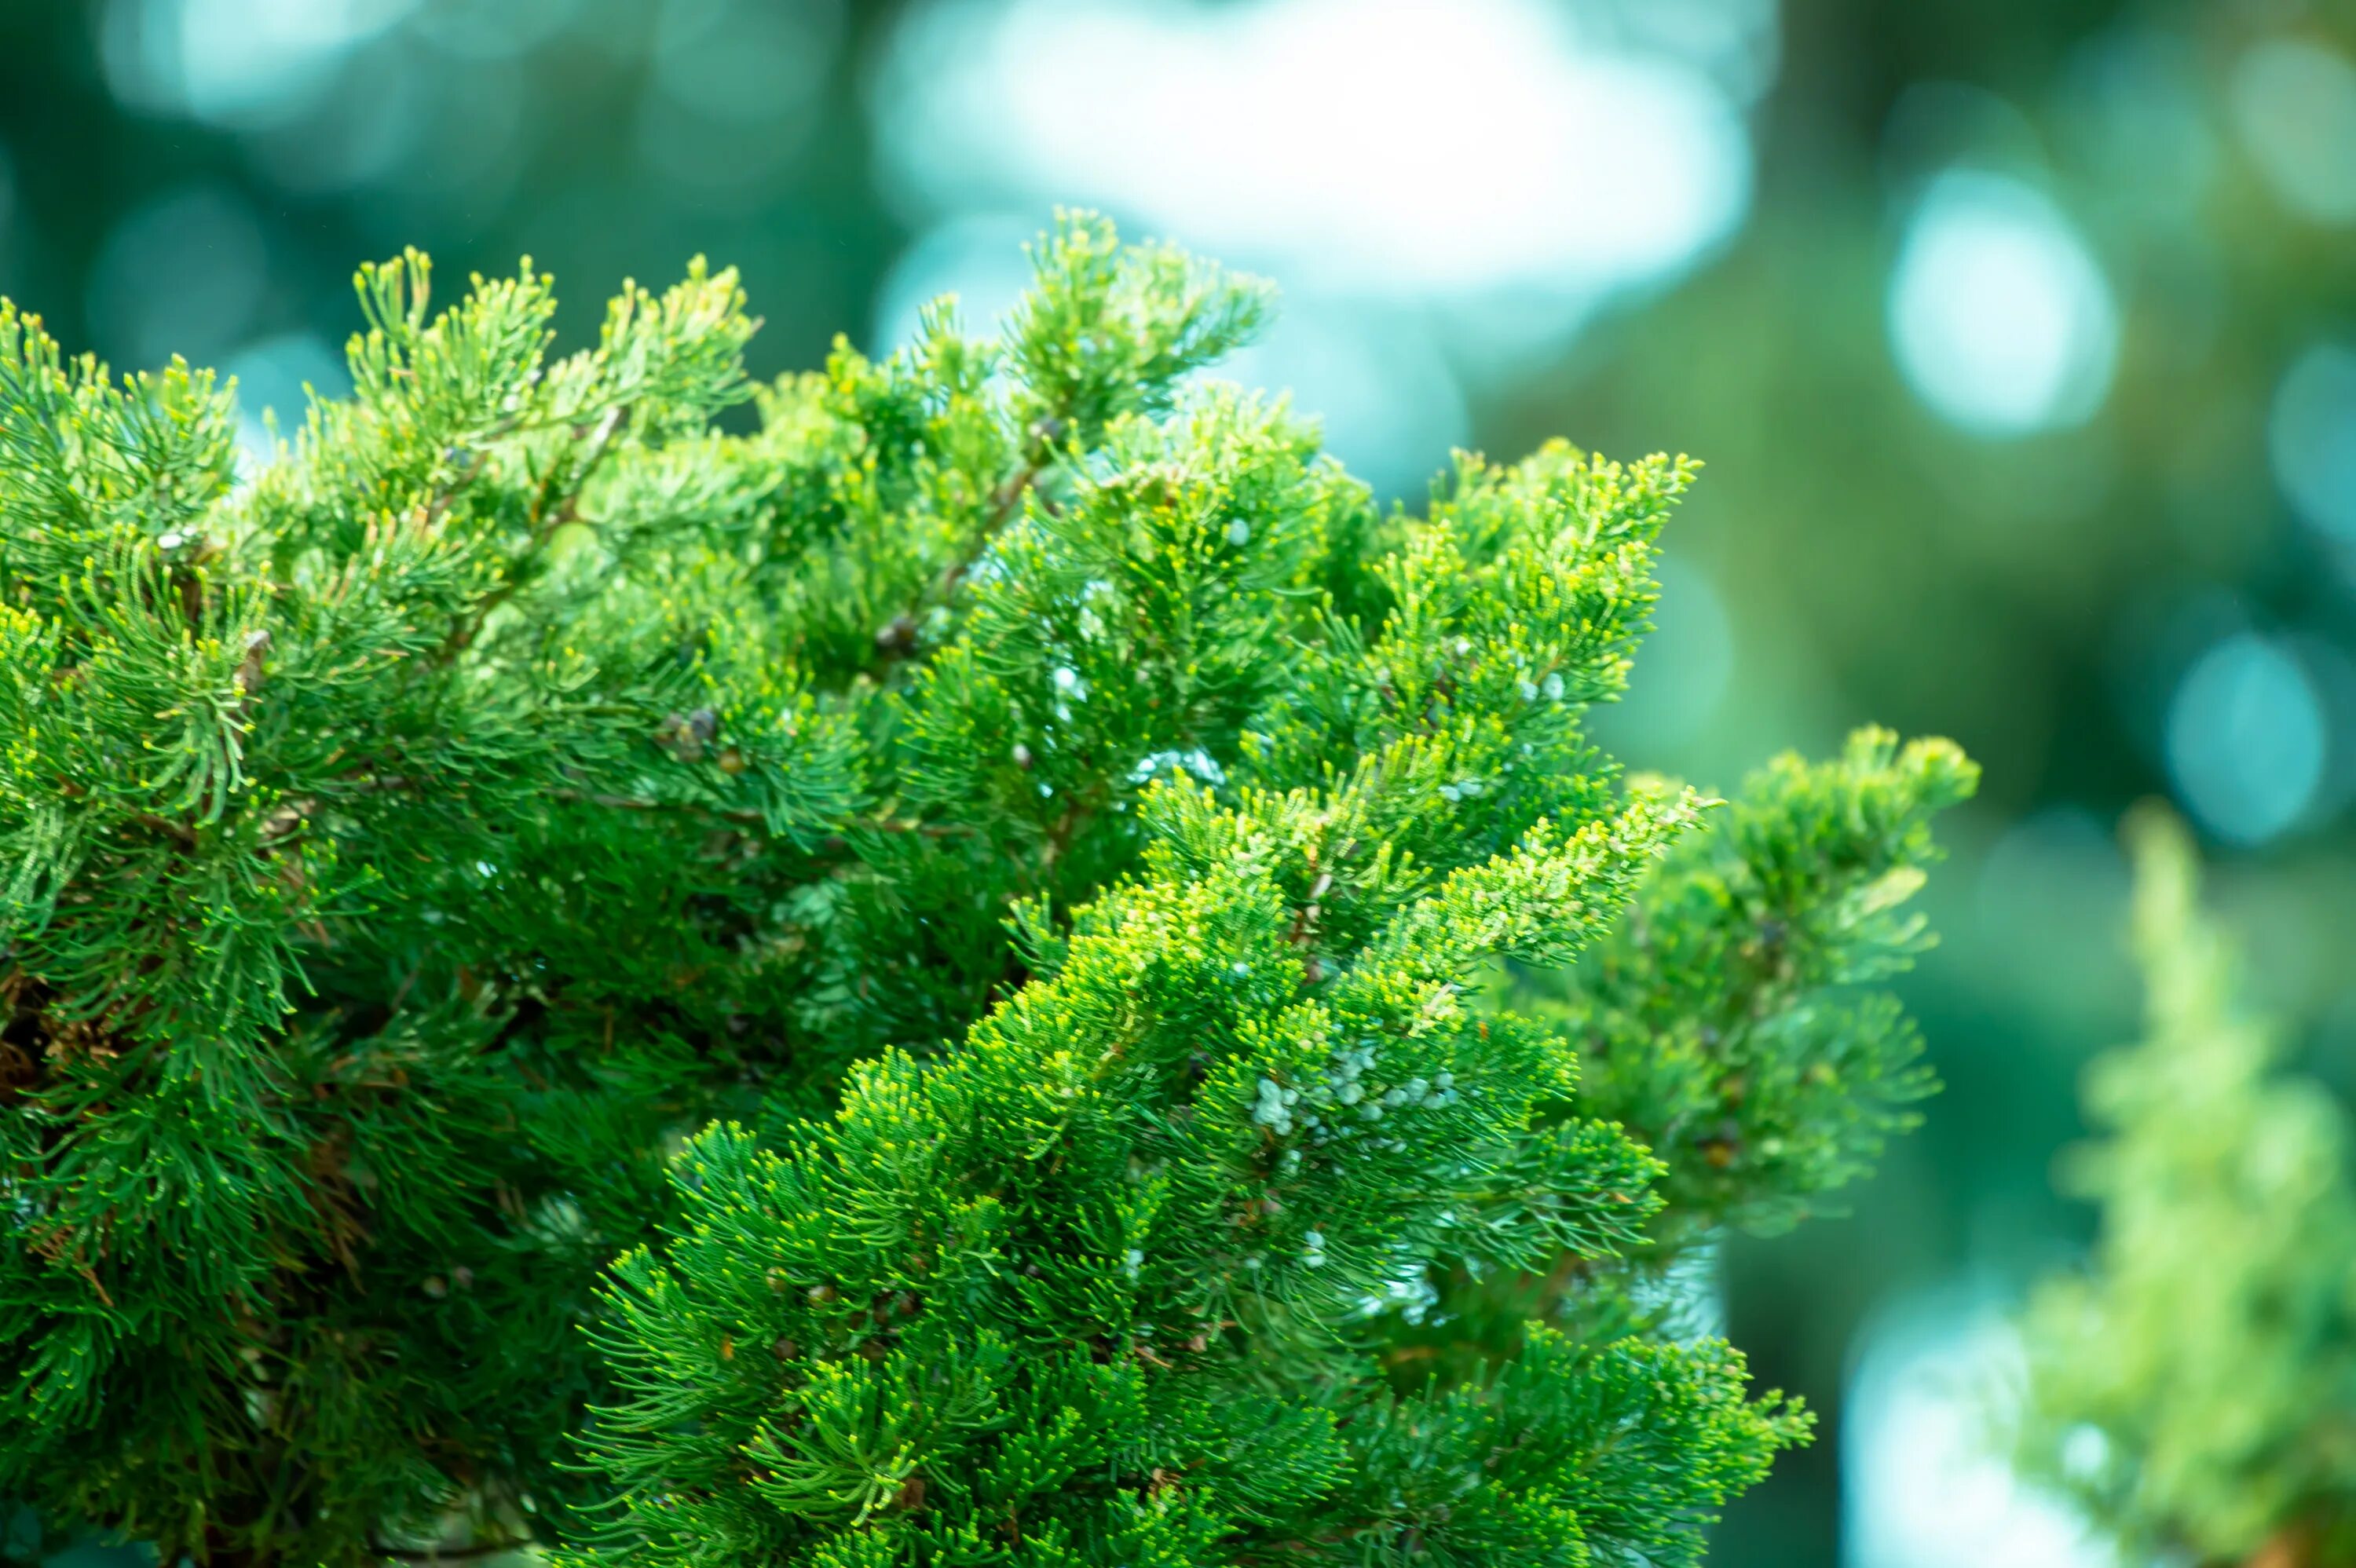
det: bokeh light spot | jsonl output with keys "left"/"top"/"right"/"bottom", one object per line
{"left": 651, "top": 0, "right": 839, "bottom": 126}
{"left": 633, "top": 0, "right": 840, "bottom": 210}
{"left": 364, "top": 68, "right": 532, "bottom": 234}
{"left": 868, "top": 0, "right": 1772, "bottom": 507}
{"left": 876, "top": 214, "right": 1472, "bottom": 500}
{"left": 871, "top": 0, "right": 1752, "bottom": 302}
{"left": 225, "top": 331, "right": 348, "bottom": 476}
{"left": 244, "top": 43, "right": 425, "bottom": 195}
{"left": 1975, "top": 806, "right": 2131, "bottom": 957}
{"left": 410, "top": 0, "right": 584, "bottom": 60}
{"left": 2164, "top": 633, "right": 2326, "bottom": 846}
{"left": 85, "top": 184, "right": 269, "bottom": 370}
{"left": 2054, "top": 31, "right": 2217, "bottom": 227}
{"left": 2229, "top": 37, "right": 2356, "bottom": 226}
{"left": 1844, "top": 1290, "right": 2117, "bottom": 1568}
{"left": 2269, "top": 341, "right": 2356, "bottom": 543}
{"left": 1214, "top": 305, "right": 1469, "bottom": 501}
{"left": 101, "top": 0, "right": 420, "bottom": 130}
{"left": 1886, "top": 170, "right": 2118, "bottom": 437}
{"left": 872, "top": 212, "right": 1048, "bottom": 354}
{"left": 225, "top": 331, "right": 350, "bottom": 427}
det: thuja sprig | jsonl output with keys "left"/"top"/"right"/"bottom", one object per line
{"left": 0, "top": 213, "right": 1970, "bottom": 1568}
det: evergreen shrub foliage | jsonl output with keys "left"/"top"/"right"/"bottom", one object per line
{"left": 2015, "top": 810, "right": 2356, "bottom": 1568}
{"left": 0, "top": 214, "right": 1974, "bottom": 1566}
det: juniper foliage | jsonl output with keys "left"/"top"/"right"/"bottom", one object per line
{"left": 2014, "top": 810, "right": 2356, "bottom": 1568}
{"left": 1543, "top": 729, "right": 1971, "bottom": 1241}
{"left": 0, "top": 214, "right": 1973, "bottom": 1567}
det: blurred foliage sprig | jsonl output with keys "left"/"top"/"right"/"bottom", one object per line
{"left": 2014, "top": 808, "right": 2356, "bottom": 1568}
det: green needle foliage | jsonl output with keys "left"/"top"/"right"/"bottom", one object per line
{"left": 2014, "top": 810, "right": 2356, "bottom": 1568}
{"left": 1546, "top": 729, "right": 1976, "bottom": 1244}
{"left": 1, "top": 214, "right": 1974, "bottom": 1568}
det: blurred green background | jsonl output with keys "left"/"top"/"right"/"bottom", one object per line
{"left": 4, "top": 0, "right": 2353, "bottom": 1562}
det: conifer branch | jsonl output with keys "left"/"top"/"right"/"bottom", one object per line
{"left": 869, "top": 421, "right": 1063, "bottom": 677}
{"left": 949, "top": 419, "right": 1062, "bottom": 586}
{"left": 0, "top": 214, "right": 1968, "bottom": 1568}
{"left": 123, "top": 809, "right": 199, "bottom": 848}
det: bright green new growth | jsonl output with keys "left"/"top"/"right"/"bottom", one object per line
{"left": 1548, "top": 729, "right": 1974, "bottom": 1243}
{"left": 1, "top": 214, "right": 1974, "bottom": 1566}
{"left": 2014, "top": 810, "right": 2356, "bottom": 1567}
{"left": 575, "top": 784, "right": 1770, "bottom": 1568}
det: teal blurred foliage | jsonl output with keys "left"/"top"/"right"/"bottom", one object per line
{"left": 4, "top": 0, "right": 2355, "bottom": 1563}
{"left": 2014, "top": 808, "right": 2356, "bottom": 1566}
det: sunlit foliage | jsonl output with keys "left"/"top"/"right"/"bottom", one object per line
{"left": 1, "top": 216, "right": 1970, "bottom": 1567}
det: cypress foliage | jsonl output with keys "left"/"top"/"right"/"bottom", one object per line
{"left": 2014, "top": 810, "right": 2356, "bottom": 1568}
{"left": 1, "top": 214, "right": 1974, "bottom": 1566}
